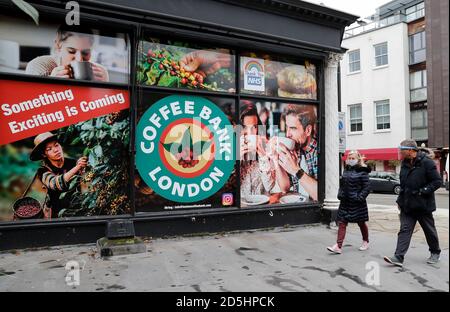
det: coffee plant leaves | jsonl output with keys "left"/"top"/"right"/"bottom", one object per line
{"left": 68, "top": 177, "right": 79, "bottom": 190}
{"left": 88, "top": 152, "right": 98, "bottom": 167}
{"left": 57, "top": 209, "right": 66, "bottom": 217}
{"left": 70, "top": 137, "right": 81, "bottom": 146}
{"left": 94, "top": 145, "right": 103, "bottom": 158}
{"left": 180, "top": 127, "right": 193, "bottom": 151}
{"left": 81, "top": 122, "right": 94, "bottom": 131}
{"left": 82, "top": 147, "right": 91, "bottom": 157}
{"left": 193, "top": 140, "right": 212, "bottom": 156}
{"left": 12, "top": 0, "right": 39, "bottom": 25}
{"left": 158, "top": 72, "right": 178, "bottom": 87}
{"left": 162, "top": 142, "right": 181, "bottom": 155}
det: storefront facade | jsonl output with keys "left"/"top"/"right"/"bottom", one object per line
{"left": 0, "top": 0, "right": 357, "bottom": 250}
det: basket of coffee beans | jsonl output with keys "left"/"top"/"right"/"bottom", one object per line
{"left": 13, "top": 197, "right": 43, "bottom": 220}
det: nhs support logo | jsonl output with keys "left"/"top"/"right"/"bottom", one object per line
{"left": 243, "top": 57, "right": 265, "bottom": 92}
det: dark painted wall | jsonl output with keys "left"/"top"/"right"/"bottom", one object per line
{"left": 91, "top": 0, "right": 344, "bottom": 51}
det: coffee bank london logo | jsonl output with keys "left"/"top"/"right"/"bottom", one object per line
{"left": 244, "top": 57, "right": 265, "bottom": 92}
{"left": 136, "top": 95, "right": 234, "bottom": 203}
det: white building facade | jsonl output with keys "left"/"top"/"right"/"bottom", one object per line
{"left": 340, "top": 21, "right": 410, "bottom": 173}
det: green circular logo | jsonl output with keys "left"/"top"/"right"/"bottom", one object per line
{"left": 136, "top": 95, "right": 234, "bottom": 203}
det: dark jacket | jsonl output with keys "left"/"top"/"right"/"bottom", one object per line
{"left": 337, "top": 165, "right": 371, "bottom": 223}
{"left": 396, "top": 152, "right": 442, "bottom": 215}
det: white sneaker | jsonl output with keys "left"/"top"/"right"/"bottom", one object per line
{"left": 327, "top": 244, "right": 342, "bottom": 254}
{"left": 359, "top": 241, "right": 369, "bottom": 251}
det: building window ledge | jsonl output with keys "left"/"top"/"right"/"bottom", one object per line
{"left": 410, "top": 99, "right": 427, "bottom": 104}
{"left": 347, "top": 70, "right": 361, "bottom": 76}
{"left": 373, "top": 64, "right": 389, "bottom": 70}
{"left": 374, "top": 129, "right": 392, "bottom": 133}
{"left": 348, "top": 131, "right": 364, "bottom": 136}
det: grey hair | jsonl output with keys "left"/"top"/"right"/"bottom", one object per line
{"left": 400, "top": 139, "right": 418, "bottom": 150}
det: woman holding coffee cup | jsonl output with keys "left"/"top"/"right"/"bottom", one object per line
{"left": 26, "top": 25, "right": 109, "bottom": 82}
{"left": 239, "top": 102, "right": 275, "bottom": 198}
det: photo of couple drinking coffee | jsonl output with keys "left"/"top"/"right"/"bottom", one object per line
{"left": 239, "top": 100, "right": 318, "bottom": 207}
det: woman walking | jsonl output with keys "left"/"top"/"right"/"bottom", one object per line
{"left": 327, "top": 150, "right": 371, "bottom": 254}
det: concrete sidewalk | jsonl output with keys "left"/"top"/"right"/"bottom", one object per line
{"left": 0, "top": 210, "right": 448, "bottom": 292}
{"left": 367, "top": 205, "right": 449, "bottom": 249}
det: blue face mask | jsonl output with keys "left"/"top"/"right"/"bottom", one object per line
{"left": 347, "top": 159, "right": 358, "bottom": 167}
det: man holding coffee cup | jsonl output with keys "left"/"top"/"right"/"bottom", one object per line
{"left": 26, "top": 25, "right": 109, "bottom": 82}
{"left": 271, "top": 104, "right": 318, "bottom": 201}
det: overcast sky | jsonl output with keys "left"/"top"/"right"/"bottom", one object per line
{"left": 304, "top": 0, "right": 393, "bottom": 19}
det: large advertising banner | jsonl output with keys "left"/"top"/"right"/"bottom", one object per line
{"left": 239, "top": 100, "right": 319, "bottom": 207}
{"left": 0, "top": 80, "right": 131, "bottom": 221}
{"left": 0, "top": 14, "right": 129, "bottom": 84}
{"left": 134, "top": 92, "right": 237, "bottom": 212}
{"left": 137, "top": 38, "right": 235, "bottom": 93}
{"left": 240, "top": 54, "right": 317, "bottom": 100}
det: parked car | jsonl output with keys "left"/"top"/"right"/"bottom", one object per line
{"left": 369, "top": 171, "right": 401, "bottom": 195}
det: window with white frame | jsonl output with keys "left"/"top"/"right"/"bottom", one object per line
{"left": 348, "top": 50, "right": 360, "bottom": 73}
{"left": 349, "top": 104, "right": 363, "bottom": 132}
{"left": 410, "top": 70, "right": 427, "bottom": 102}
{"left": 375, "top": 100, "right": 390, "bottom": 130}
{"left": 374, "top": 42, "right": 388, "bottom": 67}
{"left": 409, "top": 31, "right": 426, "bottom": 64}
{"left": 411, "top": 108, "right": 428, "bottom": 141}
{"left": 406, "top": 2, "right": 425, "bottom": 22}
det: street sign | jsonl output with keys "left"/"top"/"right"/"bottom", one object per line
{"left": 339, "top": 112, "right": 346, "bottom": 153}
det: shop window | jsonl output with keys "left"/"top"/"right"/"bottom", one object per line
{"left": 383, "top": 160, "right": 397, "bottom": 172}
{"left": 374, "top": 42, "right": 388, "bottom": 67}
{"left": 349, "top": 104, "right": 363, "bottom": 132}
{"left": 239, "top": 52, "right": 318, "bottom": 100}
{"left": 348, "top": 50, "right": 360, "bottom": 73}
{"left": 0, "top": 15, "right": 132, "bottom": 223}
{"left": 1, "top": 14, "right": 324, "bottom": 222}
{"left": 239, "top": 100, "right": 319, "bottom": 205}
{"left": 375, "top": 100, "right": 390, "bottom": 130}
{"left": 0, "top": 80, "right": 132, "bottom": 222}
{"left": 134, "top": 91, "right": 237, "bottom": 213}
{"left": 137, "top": 37, "right": 236, "bottom": 93}
{"left": 0, "top": 14, "right": 130, "bottom": 84}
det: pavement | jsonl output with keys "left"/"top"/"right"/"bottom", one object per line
{"left": 0, "top": 205, "right": 448, "bottom": 292}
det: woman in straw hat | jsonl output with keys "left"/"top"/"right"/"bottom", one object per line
{"left": 327, "top": 150, "right": 371, "bottom": 254}
{"left": 30, "top": 132, "right": 87, "bottom": 218}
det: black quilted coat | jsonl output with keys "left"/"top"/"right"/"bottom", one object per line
{"left": 337, "top": 165, "right": 372, "bottom": 223}
{"left": 396, "top": 152, "right": 442, "bottom": 215}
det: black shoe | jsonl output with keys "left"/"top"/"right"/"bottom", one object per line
{"left": 384, "top": 255, "right": 404, "bottom": 267}
{"left": 427, "top": 253, "right": 440, "bottom": 264}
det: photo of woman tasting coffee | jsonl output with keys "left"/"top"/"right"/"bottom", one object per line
{"left": 25, "top": 25, "right": 109, "bottom": 82}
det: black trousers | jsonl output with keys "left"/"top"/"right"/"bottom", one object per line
{"left": 395, "top": 211, "right": 441, "bottom": 260}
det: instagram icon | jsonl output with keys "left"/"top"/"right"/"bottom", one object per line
{"left": 222, "top": 193, "right": 234, "bottom": 206}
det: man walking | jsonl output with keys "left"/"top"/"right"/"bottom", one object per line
{"left": 384, "top": 139, "right": 442, "bottom": 267}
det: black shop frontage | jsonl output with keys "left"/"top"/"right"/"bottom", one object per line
{"left": 0, "top": 0, "right": 357, "bottom": 250}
